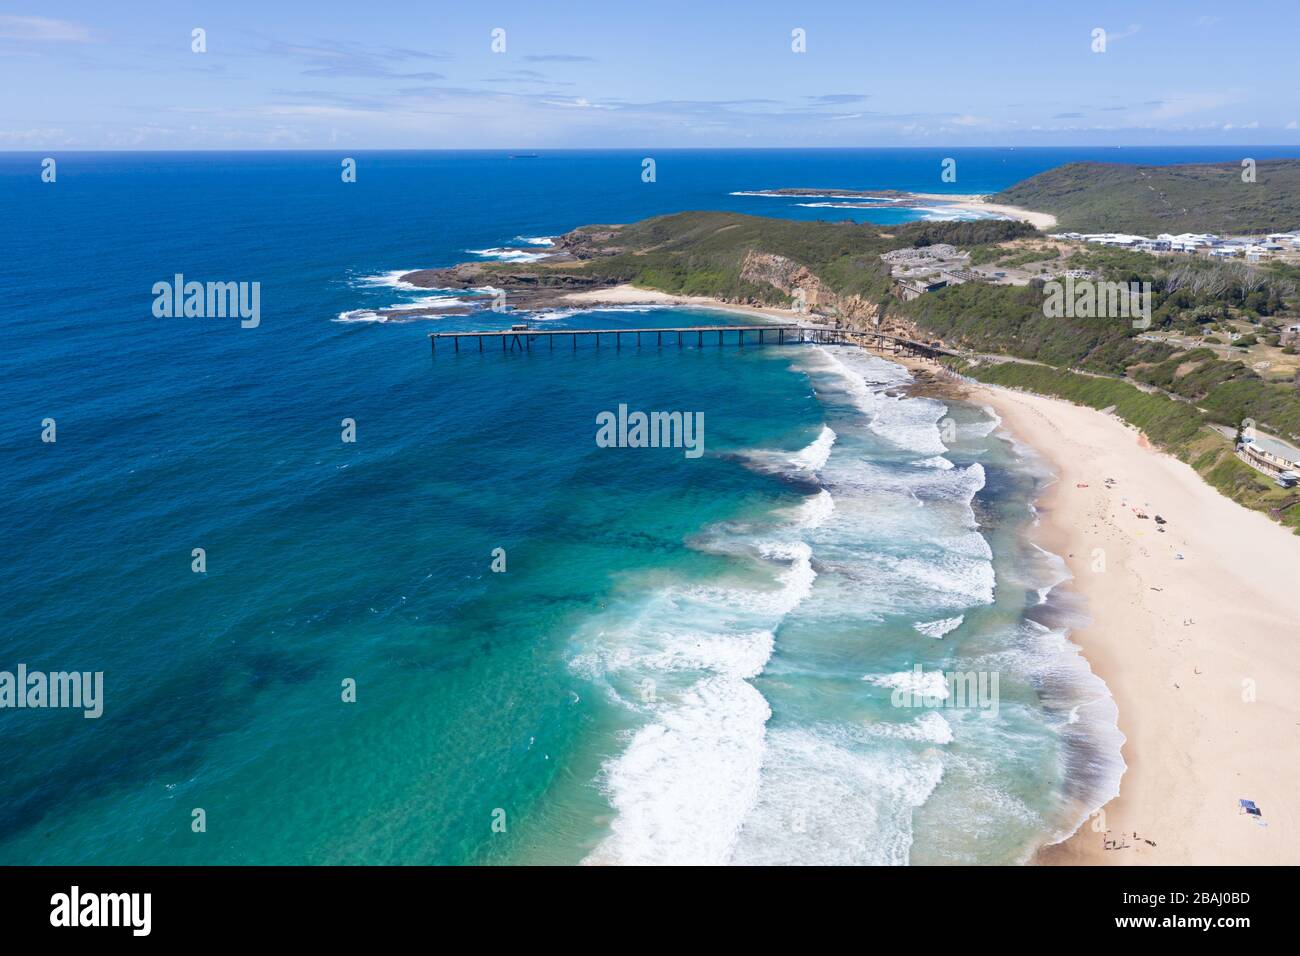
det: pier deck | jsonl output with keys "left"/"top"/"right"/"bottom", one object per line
{"left": 429, "top": 324, "right": 957, "bottom": 359}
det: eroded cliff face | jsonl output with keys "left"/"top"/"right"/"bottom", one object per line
{"left": 739, "top": 251, "right": 891, "bottom": 331}
{"left": 399, "top": 239, "right": 922, "bottom": 340}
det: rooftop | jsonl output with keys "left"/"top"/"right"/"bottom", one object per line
{"left": 1245, "top": 435, "right": 1300, "bottom": 464}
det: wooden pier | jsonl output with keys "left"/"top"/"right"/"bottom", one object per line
{"left": 429, "top": 324, "right": 957, "bottom": 359}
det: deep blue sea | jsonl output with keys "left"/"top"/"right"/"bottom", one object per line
{"left": 1, "top": 146, "right": 1293, "bottom": 864}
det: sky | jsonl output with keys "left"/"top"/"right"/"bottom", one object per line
{"left": 3, "top": 0, "right": 1299, "bottom": 149}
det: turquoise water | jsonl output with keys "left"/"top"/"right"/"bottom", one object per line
{"left": 6, "top": 146, "right": 1268, "bottom": 864}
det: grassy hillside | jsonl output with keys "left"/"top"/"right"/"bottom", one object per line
{"left": 992, "top": 159, "right": 1300, "bottom": 234}
{"left": 455, "top": 203, "right": 1300, "bottom": 529}
{"left": 952, "top": 360, "right": 1300, "bottom": 533}
{"left": 901, "top": 246, "right": 1300, "bottom": 445}
{"left": 901, "top": 281, "right": 1176, "bottom": 373}
{"left": 480, "top": 211, "right": 1034, "bottom": 304}
{"left": 467, "top": 201, "right": 1300, "bottom": 530}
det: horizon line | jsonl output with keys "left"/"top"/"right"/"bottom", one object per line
{"left": 5, "top": 144, "right": 1300, "bottom": 154}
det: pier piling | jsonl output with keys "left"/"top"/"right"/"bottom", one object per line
{"left": 427, "top": 324, "right": 956, "bottom": 362}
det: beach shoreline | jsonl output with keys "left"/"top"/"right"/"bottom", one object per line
{"left": 732, "top": 189, "right": 1056, "bottom": 229}
{"left": 954, "top": 381, "right": 1300, "bottom": 865}
{"left": 560, "top": 284, "right": 813, "bottom": 323}
{"left": 448, "top": 283, "right": 1298, "bottom": 864}
{"left": 907, "top": 193, "right": 1058, "bottom": 230}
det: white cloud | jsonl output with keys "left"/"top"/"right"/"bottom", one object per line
{"left": 1142, "top": 92, "right": 1238, "bottom": 121}
{"left": 1106, "top": 24, "right": 1142, "bottom": 43}
{"left": 0, "top": 126, "right": 71, "bottom": 145}
{"left": 0, "top": 15, "right": 94, "bottom": 42}
{"left": 542, "top": 97, "right": 612, "bottom": 109}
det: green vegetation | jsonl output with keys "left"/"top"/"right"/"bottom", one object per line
{"left": 901, "top": 281, "right": 1175, "bottom": 373}
{"left": 964, "top": 245, "right": 1062, "bottom": 269}
{"left": 901, "top": 245, "right": 1300, "bottom": 446}
{"left": 993, "top": 159, "right": 1300, "bottom": 234}
{"left": 967, "top": 246, "right": 1003, "bottom": 266}
{"left": 1065, "top": 246, "right": 1298, "bottom": 323}
{"left": 995, "top": 248, "right": 1060, "bottom": 269}
{"left": 952, "top": 360, "right": 1300, "bottom": 532}
{"left": 463, "top": 198, "right": 1300, "bottom": 529}
{"left": 1130, "top": 348, "right": 1300, "bottom": 440}
{"left": 954, "top": 361, "right": 1202, "bottom": 448}
{"left": 478, "top": 211, "right": 1032, "bottom": 305}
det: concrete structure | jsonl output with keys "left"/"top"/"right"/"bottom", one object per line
{"left": 895, "top": 277, "right": 948, "bottom": 300}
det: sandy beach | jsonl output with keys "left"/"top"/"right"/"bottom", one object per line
{"left": 909, "top": 193, "right": 1058, "bottom": 230}
{"left": 966, "top": 382, "right": 1300, "bottom": 865}
{"left": 553, "top": 299, "right": 1297, "bottom": 865}
{"left": 562, "top": 284, "right": 812, "bottom": 322}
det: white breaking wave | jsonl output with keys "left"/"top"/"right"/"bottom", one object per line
{"left": 729, "top": 190, "right": 889, "bottom": 202}
{"left": 864, "top": 710, "right": 955, "bottom": 744}
{"left": 512, "top": 235, "right": 556, "bottom": 246}
{"left": 574, "top": 332, "right": 1120, "bottom": 865}
{"left": 467, "top": 247, "right": 551, "bottom": 263}
{"left": 384, "top": 296, "right": 471, "bottom": 311}
{"left": 807, "top": 347, "right": 951, "bottom": 457}
{"left": 789, "top": 425, "right": 836, "bottom": 471}
{"left": 863, "top": 668, "right": 951, "bottom": 701}
{"left": 912, "top": 456, "right": 955, "bottom": 470}
{"left": 517, "top": 305, "right": 659, "bottom": 321}
{"left": 869, "top": 394, "right": 949, "bottom": 457}
{"left": 733, "top": 423, "right": 837, "bottom": 486}
{"left": 788, "top": 489, "right": 835, "bottom": 531}
{"left": 341, "top": 269, "right": 470, "bottom": 322}
{"left": 583, "top": 674, "right": 772, "bottom": 866}
{"left": 728, "top": 725, "right": 945, "bottom": 865}
{"left": 680, "top": 541, "right": 815, "bottom": 619}
{"left": 913, "top": 615, "right": 965, "bottom": 639}
{"left": 576, "top": 535, "right": 817, "bottom": 866}
{"left": 335, "top": 309, "right": 386, "bottom": 324}
{"left": 353, "top": 269, "right": 426, "bottom": 290}
{"left": 963, "top": 617, "right": 1127, "bottom": 853}
{"left": 914, "top": 205, "right": 1008, "bottom": 222}
{"left": 964, "top": 405, "right": 1002, "bottom": 439}
{"left": 795, "top": 201, "right": 889, "bottom": 209}
{"left": 333, "top": 296, "right": 472, "bottom": 323}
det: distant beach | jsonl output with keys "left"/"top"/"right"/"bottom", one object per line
{"left": 907, "top": 193, "right": 1058, "bottom": 230}
{"left": 561, "top": 284, "right": 809, "bottom": 322}
{"left": 730, "top": 187, "right": 1057, "bottom": 230}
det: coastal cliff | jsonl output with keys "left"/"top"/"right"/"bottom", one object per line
{"left": 739, "top": 250, "right": 884, "bottom": 328}
{"left": 395, "top": 211, "right": 1027, "bottom": 329}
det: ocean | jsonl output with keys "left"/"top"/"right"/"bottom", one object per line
{"left": 0, "top": 146, "right": 1289, "bottom": 864}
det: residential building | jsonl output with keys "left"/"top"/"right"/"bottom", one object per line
{"left": 1237, "top": 435, "right": 1300, "bottom": 488}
